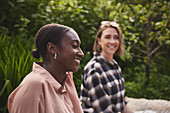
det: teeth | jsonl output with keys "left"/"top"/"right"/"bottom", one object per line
{"left": 74, "top": 59, "right": 80, "bottom": 64}
{"left": 109, "top": 46, "right": 115, "bottom": 49}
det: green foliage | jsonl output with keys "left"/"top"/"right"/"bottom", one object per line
{"left": 0, "top": 0, "right": 170, "bottom": 112}
{"left": 0, "top": 34, "right": 35, "bottom": 113}
{"left": 125, "top": 73, "right": 170, "bottom": 100}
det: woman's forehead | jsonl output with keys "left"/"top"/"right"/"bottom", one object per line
{"left": 65, "top": 29, "right": 80, "bottom": 41}
{"left": 102, "top": 27, "right": 118, "bottom": 35}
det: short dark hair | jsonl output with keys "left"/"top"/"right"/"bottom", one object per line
{"left": 32, "top": 24, "right": 70, "bottom": 59}
{"left": 93, "top": 23, "right": 124, "bottom": 57}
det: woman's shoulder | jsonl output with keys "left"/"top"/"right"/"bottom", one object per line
{"left": 11, "top": 71, "right": 48, "bottom": 97}
{"left": 85, "top": 56, "right": 102, "bottom": 68}
{"left": 8, "top": 71, "right": 46, "bottom": 101}
{"left": 8, "top": 72, "right": 47, "bottom": 113}
{"left": 83, "top": 58, "right": 102, "bottom": 77}
{"left": 21, "top": 71, "right": 46, "bottom": 86}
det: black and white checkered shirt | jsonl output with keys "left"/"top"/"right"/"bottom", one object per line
{"left": 80, "top": 52, "right": 127, "bottom": 113}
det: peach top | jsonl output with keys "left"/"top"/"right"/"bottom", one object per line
{"left": 8, "top": 62, "right": 83, "bottom": 113}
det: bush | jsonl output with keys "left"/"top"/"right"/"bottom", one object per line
{"left": 0, "top": 34, "right": 36, "bottom": 113}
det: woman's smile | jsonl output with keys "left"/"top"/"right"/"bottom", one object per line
{"left": 98, "top": 27, "right": 119, "bottom": 58}
{"left": 74, "top": 57, "right": 81, "bottom": 65}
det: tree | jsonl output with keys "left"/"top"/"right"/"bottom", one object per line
{"left": 108, "top": 0, "right": 169, "bottom": 86}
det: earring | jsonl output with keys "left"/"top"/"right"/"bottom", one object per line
{"left": 54, "top": 53, "right": 57, "bottom": 59}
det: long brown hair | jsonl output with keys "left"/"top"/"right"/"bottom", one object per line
{"left": 93, "top": 21, "right": 124, "bottom": 57}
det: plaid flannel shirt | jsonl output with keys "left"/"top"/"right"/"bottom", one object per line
{"left": 80, "top": 52, "right": 127, "bottom": 113}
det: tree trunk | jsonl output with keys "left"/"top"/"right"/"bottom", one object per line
{"left": 145, "top": 35, "right": 150, "bottom": 86}
{"left": 145, "top": 62, "right": 150, "bottom": 86}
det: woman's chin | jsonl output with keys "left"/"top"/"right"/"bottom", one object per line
{"left": 71, "top": 67, "right": 79, "bottom": 72}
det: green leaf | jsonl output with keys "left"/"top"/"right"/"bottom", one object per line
{"left": 0, "top": 80, "right": 10, "bottom": 96}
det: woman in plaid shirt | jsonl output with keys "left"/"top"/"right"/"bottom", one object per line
{"left": 80, "top": 21, "right": 134, "bottom": 113}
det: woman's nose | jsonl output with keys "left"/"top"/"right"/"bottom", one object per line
{"left": 110, "top": 38, "right": 116, "bottom": 43}
{"left": 78, "top": 48, "right": 84, "bottom": 58}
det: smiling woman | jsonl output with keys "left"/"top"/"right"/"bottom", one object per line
{"left": 57, "top": 29, "right": 83, "bottom": 72}
{"left": 80, "top": 21, "right": 133, "bottom": 113}
{"left": 8, "top": 24, "right": 84, "bottom": 113}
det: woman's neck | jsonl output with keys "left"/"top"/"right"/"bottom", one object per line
{"left": 43, "top": 62, "right": 67, "bottom": 85}
{"left": 100, "top": 52, "right": 113, "bottom": 63}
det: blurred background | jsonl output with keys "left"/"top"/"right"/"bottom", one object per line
{"left": 0, "top": 0, "right": 169, "bottom": 112}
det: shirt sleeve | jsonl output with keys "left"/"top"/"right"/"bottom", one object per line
{"left": 8, "top": 80, "right": 45, "bottom": 113}
{"left": 85, "top": 70, "right": 115, "bottom": 113}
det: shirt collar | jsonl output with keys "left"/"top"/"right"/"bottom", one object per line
{"left": 32, "top": 62, "right": 67, "bottom": 93}
{"left": 94, "top": 52, "right": 118, "bottom": 66}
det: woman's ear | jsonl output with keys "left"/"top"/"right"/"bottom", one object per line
{"left": 97, "top": 38, "right": 101, "bottom": 45}
{"left": 47, "top": 42, "right": 58, "bottom": 54}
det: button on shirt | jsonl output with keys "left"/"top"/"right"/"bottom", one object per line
{"left": 8, "top": 62, "right": 83, "bottom": 113}
{"left": 80, "top": 52, "right": 126, "bottom": 113}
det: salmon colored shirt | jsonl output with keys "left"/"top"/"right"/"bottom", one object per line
{"left": 8, "top": 62, "right": 83, "bottom": 113}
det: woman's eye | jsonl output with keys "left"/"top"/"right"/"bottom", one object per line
{"left": 115, "top": 36, "right": 119, "bottom": 39}
{"left": 72, "top": 44, "right": 78, "bottom": 48}
{"left": 105, "top": 36, "right": 110, "bottom": 39}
